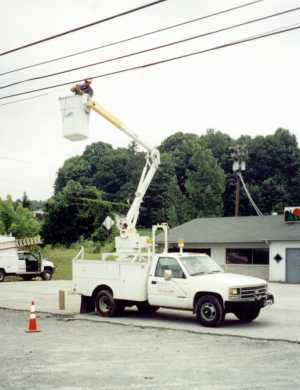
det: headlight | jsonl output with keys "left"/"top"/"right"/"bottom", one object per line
{"left": 229, "top": 287, "right": 241, "bottom": 297}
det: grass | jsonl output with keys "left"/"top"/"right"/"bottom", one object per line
{"left": 41, "top": 241, "right": 114, "bottom": 280}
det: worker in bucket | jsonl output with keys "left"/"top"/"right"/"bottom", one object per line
{"left": 71, "top": 79, "right": 94, "bottom": 97}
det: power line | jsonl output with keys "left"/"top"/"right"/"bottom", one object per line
{"left": 0, "top": 0, "right": 263, "bottom": 77}
{"left": 2, "top": 5, "right": 299, "bottom": 91}
{"left": 0, "top": 0, "right": 167, "bottom": 57}
{"left": 1, "top": 23, "right": 299, "bottom": 102}
{"left": 238, "top": 172, "right": 263, "bottom": 216}
{"left": 0, "top": 93, "right": 49, "bottom": 107}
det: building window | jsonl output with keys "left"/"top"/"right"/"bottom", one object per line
{"left": 253, "top": 248, "right": 269, "bottom": 264}
{"left": 226, "top": 249, "right": 252, "bottom": 264}
{"left": 226, "top": 248, "right": 269, "bottom": 265}
{"left": 168, "top": 247, "right": 211, "bottom": 256}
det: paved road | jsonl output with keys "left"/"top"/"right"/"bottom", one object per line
{"left": 1, "top": 309, "right": 300, "bottom": 390}
{"left": 0, "top": 281, "right": 300, "bottom": 342}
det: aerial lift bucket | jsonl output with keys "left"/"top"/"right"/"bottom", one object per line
{"left": 59, "top": 95, "right": 90, "bottom": 141}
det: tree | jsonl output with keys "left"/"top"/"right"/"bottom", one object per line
{"left": 0, "top": 196, "right": 41, "bottom": 238}
{"left": 236, "top": 128, "right": 300, "bottom": 215}
{"left": 201, "top": 129, "right": 233, "bottom": 172}
{"left": 185, "top": 146, "right": 225, "bottom": 218}
{"left": 21, "top": 192, "right": 31, "bottom": 209}
{"left": 160, "top": 132, "right": 225, "bottom": 223}
{"left": 10, "top": 205, "right": 40, "bottom": 237}
{"left": 55, "top": 155, "right": 91, "bottom": 193}
{"left": 160, "top": 132, "right": 202, "bottom": 196}
{"left": 42, "top": 181, "right": 126, "bottom": 246}
{"left": 140, "top": 153, "right": 182, "bottom": 227}
{"left": 0, "top": 196, "right": 15, "bottom": 233}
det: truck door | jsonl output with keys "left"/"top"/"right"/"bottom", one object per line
{"left": 24, "top": 252, "right": 39, "bottom": 272}
{"left": 17, "top": 252, "right": 26, "bottom": 274}
{"left": 148, "top": 256, "right": 191, "bottom": 309}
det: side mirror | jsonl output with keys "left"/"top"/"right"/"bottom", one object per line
{"left": 164, "top": 269, "right": 172, "bottom": 281}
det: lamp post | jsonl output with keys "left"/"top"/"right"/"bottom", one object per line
{"left": 231, "top": 145, "right": 247, "bottom": 217}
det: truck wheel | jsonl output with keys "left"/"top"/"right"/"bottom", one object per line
{"left": 0, "top": 270, "right": 5, "bottom": 282}
{"left": 195, "top": 295, "right": 224, "bottom": 327}
{"left": 137, "top": 302, "right": 159, "bottom": 315}
{"left": 234, "top": 308, "right": 260, "bottom": 322}
{"left": 41, "top": 270, "right": 52, "bottom": 281}
{"left": 95, "top": 290, "right": 122, "bottom": 317}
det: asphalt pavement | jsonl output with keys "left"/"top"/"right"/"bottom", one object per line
{"left": 1, "top": 309, "right": 300, "bottom": 390}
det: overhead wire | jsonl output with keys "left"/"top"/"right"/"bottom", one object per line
{"left": 1, "top": 5, "right": 300, "bottom": 91}
{"left": 237, "top": 172, "right": 263, "bottom": 216}
{"left": 1, "top": 23, "right": 300, "bottom": 102}
{"left": 0, "top": 0, "right": 264, "bottom": 77}
{"left": 0, "top": 0, "right": 167, "bottom": 57}
{"left": 0, "top": 93, "right": 49, "bottom": 107}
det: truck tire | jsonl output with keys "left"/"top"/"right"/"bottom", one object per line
{"left": 95, "top": 290, "right": 124, "bottom": 317}
{"left": 195, "top": 295, "right": 224, "bottom": 327}
{"left": 41, "top": 270, "right": 52, "bottom": 281}
{"left": 0, "top": 270, "right": 5, "bottom": 282}
{"left": 137, "top": 302, "right": 159, "bottom": 315}
{"left": 234, "top": 308, "right": 260, "bottom": 322}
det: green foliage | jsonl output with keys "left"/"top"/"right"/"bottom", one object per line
{"left": 185, "top": 146, "right": 225, "bottom": 218}
{"left": 235, "top": 128, "right": 300, "bottom": 215}
{"left": 0, "top": 219, "right": 5, "bottom": 234}
{"left": 160, "top": 132, "right": 225, "bottom": 223}
{"left": 140, "top": 152, "right": 182, "bottom": 227}
{"left": 46, "top": 126, "right": 300, "bottom": 245}
{"left": 21, "top": 192, "right": 31, "bottom": 209}
{"left": 55, "top": 155, "right": 91, "bottom": 193}
{"left": 29, "top": 200, "right": 46, "bottom": 211}
{"left": 42, "top": 181, "right": 126, "bottom": 246}
{"left": 0, "top": 196, "right": 41, "bottom": 238}
{"left": 10, "top": 205, "right": 41, "bottom": 237}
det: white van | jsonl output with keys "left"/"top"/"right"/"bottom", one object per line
{"left": 0, "top": 236, "right": 55, "bottom": 282}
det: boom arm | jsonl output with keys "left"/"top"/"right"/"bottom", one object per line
{"left": 87, "top": 99, "right": 160, "bottom": 237}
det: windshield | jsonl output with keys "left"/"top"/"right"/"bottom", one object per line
{"left": 180, "top": 255, "right": 223, "bottom": 276}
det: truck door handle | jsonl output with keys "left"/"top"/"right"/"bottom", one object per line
{"left": 151, "top": 281, "right": 157, "bottom": 285}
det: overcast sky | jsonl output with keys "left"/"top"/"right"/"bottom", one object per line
{"left": 0, "top": 0, "right": 299, "bottom": 201}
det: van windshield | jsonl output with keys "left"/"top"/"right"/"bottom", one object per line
{"left": 180, "top": 255, "right": 223, "bottom": 276}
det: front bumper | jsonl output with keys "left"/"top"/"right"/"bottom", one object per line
{"left": 225, "top": 293, "right": 274, "bottom": 313}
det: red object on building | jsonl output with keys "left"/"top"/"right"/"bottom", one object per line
{"left": 292, "top": 208, "right": 300, "bottom": 218}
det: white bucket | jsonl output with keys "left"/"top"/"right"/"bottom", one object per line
{"left": 59, "top": 95, "right": 90, "bottom": 141}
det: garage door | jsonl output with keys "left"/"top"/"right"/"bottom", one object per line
{"left": 286, "top": 248, "right": 300, "bottom": 283}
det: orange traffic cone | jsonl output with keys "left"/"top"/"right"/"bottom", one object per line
{"left": 26, "top": 300, "right": 40, "bottom": 333}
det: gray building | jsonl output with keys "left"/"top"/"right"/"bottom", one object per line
{"left": 158, "top": 215, "right": 300, "bottom": 283}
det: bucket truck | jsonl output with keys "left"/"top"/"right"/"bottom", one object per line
{"left": 59, "top": 93, "right": 273, "bottom": 327}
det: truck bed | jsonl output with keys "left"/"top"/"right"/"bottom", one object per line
{"left": 73, "top": 259, "right": 150, "bottom": 301}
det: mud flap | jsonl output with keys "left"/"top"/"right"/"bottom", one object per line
{"left": 80, "top": 295, "right": 95, "bottom": 314}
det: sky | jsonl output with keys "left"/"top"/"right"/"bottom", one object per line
{"left": 0, "top": 0, "right": 299, "bottom": 201}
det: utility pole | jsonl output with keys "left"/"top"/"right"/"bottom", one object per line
{"left": 234, "top": 175, "right": 240, "bottom": 217}
{"left": 231, "top": 145, "right": 247, "bottom": 217}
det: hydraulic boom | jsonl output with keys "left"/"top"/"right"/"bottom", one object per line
{"left": 86, "top": 99, "right": 160, "bottom": 238}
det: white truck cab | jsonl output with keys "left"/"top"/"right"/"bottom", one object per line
{"left": 73, "top": 250, "right": 274, "bottom": 327}
{"left": 0, "top": 236, "right": 55, "bottom": 282}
